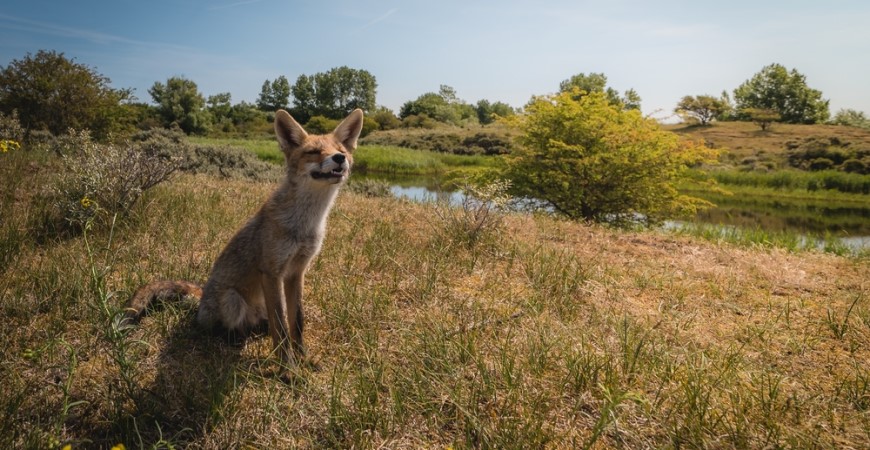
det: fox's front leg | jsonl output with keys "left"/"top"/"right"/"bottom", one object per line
{"left": 262, "top": 274, "right": 295, "bottom": 367}
{"left": 284, "top": 272, "right": 306, "bottom": 357}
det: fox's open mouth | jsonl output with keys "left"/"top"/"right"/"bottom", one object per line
{"left": 310, "top": 168, "right": 347, "bottom": 180}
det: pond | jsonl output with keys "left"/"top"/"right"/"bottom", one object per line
{"left": 355, "top": 174, "right": 870, "bottom": 251}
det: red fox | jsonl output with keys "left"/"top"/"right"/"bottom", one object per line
{"left": 125, "top": 109, "right": 363, "bottom": 377}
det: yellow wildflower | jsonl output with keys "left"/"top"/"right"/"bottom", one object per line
{"left": 1, "top": 139, "right": 21, "bottom": 152}
{"left": 111, "top": 445, "right": 126, "bottom": 450}
{"left": 80, "top": 197, "right": 93, "bottom": 209}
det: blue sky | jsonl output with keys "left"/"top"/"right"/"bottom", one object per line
{"left": 1, "top": 0, "right": 869, "bottom": 121}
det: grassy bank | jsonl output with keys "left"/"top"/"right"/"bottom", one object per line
{"left": 705, "top": 168, "right": 870, "bottom": 195}
{"left": 2, "top": 147, "right": 869, "bottom": 448}
{"left": 191, "top": 136, "right": 498, "bottom": 177}
{"left": 188, "top": 136, "right": 281, "bottom": 164}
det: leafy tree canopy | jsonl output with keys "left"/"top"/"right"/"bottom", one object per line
{"left": 475, "top": 99, "right": 516, "bottom": 125}
{"left": 149, "top": 76, "right": 211, "bottom": 134}
{"left": 733, "top": 63, "right": 829, "bottom": 124}
{"left": 559, "top": 72, "right": 641, "bottom": 111}
{"left": 0, "top": 50, "right": 133, "bottom": 138}
{"left": 830, "top": 109, "right": 870, "bottom": 129}
{"left": 290, "top": 66, "right": 377, "bottom": 121}
{"left": 674, "top": 95, "right": 728, "bottom": 125}
{"left": 503, "top": 89, "right": 716, "bottom": 225}
{"left": 399, "top": 85, "right": 479, "bottom": 126}
{"left": 257, "top": 76, "right": 290, "bottom": 112}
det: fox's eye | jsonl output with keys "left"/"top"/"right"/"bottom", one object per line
{"left": 304, "top": 149, "right": 319, "bottom": 155}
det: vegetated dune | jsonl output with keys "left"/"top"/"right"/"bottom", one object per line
{"left": 2, "top": 171, "right": 867, "bottom": 448}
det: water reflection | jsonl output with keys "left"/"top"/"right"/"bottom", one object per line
{"left": 359, "top": 175, "right": 870, "bottom": 250}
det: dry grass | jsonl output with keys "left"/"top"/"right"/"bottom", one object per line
{"left": 665, "top": 121, "right": 870, "bottom": 160}
{"left": 2, "top": 151, "right": 869, "bottom": 448}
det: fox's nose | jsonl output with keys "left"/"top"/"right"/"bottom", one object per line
{"left": 332, "top": 153, "right": 346, "bottom": 165}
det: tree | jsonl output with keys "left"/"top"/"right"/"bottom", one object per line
{"left": 733, "top": 63, "right": 829, "bottom": 124}
{"left": 674, "top": 95, "right": 727, "bottom": 125}
{"left": 475, "top": 99, "right": 516, "bottom": 124}
{"left": 400, "top": 85, "right": 479, "bottom": 126}
{"left": 502, "top": 89, "right": 716, "bottom": 225}
{"left": 0, "top": 50, "right": 134, "bottom": 138}
{"left": 370, "top": 105, "right": 401, "bottom": 130}
{"left": 207, "top": 92, "right": 232, "bottom": 119}
{"left": 207, "top": 92, "right": 233, "bottom": 132}
{"left": 559, "top": 72, "right": 641, "bottom": 110}
{"left": 289, "top": 75, "right": 316, "bottom": 123}
{"left": 830, "top": 109, "right": 870, "bottom": 129}
{"left": 256, "top": 76, "right": 290, "bottom": 111}
{"left": 290, "top": 67, "right": 377, "bottom": 120}
{"left": 742, "top": 107, "right": 781, "bottom": 131}
{"left": 148, "top": 76, "right": 211, "bottom": 134}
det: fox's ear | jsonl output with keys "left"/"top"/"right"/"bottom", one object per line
{"left": 274, "top": 109, "right": 308, "bottom": 151}
{"left": 333, "top": 109, "right": 364, "bottom": 152}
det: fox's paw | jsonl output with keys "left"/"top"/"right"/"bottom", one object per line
{"left": 303, "top": 352, "right": 322, "bottom": 372}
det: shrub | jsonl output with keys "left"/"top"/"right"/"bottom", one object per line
{"left": 401, "top": 114, "right": 438, "bottom": 129}
{"left": 0, "top": 110, "right": 24, "bottom": 144}
{"left": 361, "top": 127, "right": 517, "bottom": 155}
{"left": 462, "top": 132, "right": 512, "bottom": 155}
{"left": 786, "top": 137, "right": 869, "bottom": 171}
{"left": 47, "top": 130, "right": 180, "bottom": 232}
{"left": 808, "top": 158, "right": 835, "bottom": 171}
{"left": 361, "top": 116, "right": 379, "bottom": 138}
{"left": 370, "top": 108, "right": 401, "bottom": 130}
{"left": 346, "top": 178, "right": 394, "bottom": 198}
{"left": 304, "top": 116, "right": 339, "bottom": 134}
{"left": 841, "top": 158, "right": 868, "bottom": 174}
{"left": 432, "top": 179, "right": 512, "bottom": 249}
{"left": 132, "top": 128, "right": 282, "bottom": 181}
{"left": 503, "top": 89, "right": 717, "bottom": 225}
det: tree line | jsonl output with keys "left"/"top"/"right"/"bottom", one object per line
{"left": 1, "top": 50, "right": 867, "bottom": 141}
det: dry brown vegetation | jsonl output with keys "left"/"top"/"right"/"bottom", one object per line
{"left": 2, "top": 145, "right": 869, "bottom": 448}
{"left": 665, "top": 121, "right": 870, "bottom": 160}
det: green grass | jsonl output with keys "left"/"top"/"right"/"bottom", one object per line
{"left": 666, "top": 222, "right": 865, "bottom": 257}
{"left": 188, "top": 136, "right": 282, "bottom": 164}
{"left": 187, "top": 137, "right": 498, "bottom": 178}
{"left": 2, "top": 147, "right": 870, "bottom": 448}
{"left": 704, "top": 168, "right": 870, "bottom": 195}
{"left": 354, "top": 145, "right": 498, "bottom": 176}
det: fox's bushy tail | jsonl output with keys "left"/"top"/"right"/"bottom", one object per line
{"left": 124, "top": 280, "right": 203, "bottom": 323}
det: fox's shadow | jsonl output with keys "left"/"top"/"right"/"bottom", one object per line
{"left": 115, "top": 301, "right": 268, "bottom": 445}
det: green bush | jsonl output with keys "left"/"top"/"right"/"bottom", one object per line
{"left": 304, "top": 115, "right": 340, "bottom": 134}
{"left": 462, "top": 132, "right": 512, "bottom": 155}
{"left": 503, "top": 89, "right": 717, "bottom": 225}
{"left": 785, "top": 137, "right": 870, "bottom": 174}
{"left": 361, "top": 126, "right": 517, "bottom": 156}
{"left": 401, "top": 114, "right": 438, "bottom": 129}
{"left": 841, "top": 158, "right": 868, "bottom": 174}
{"left": 808, "top": 157, "right": 835, "bottom": 171}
